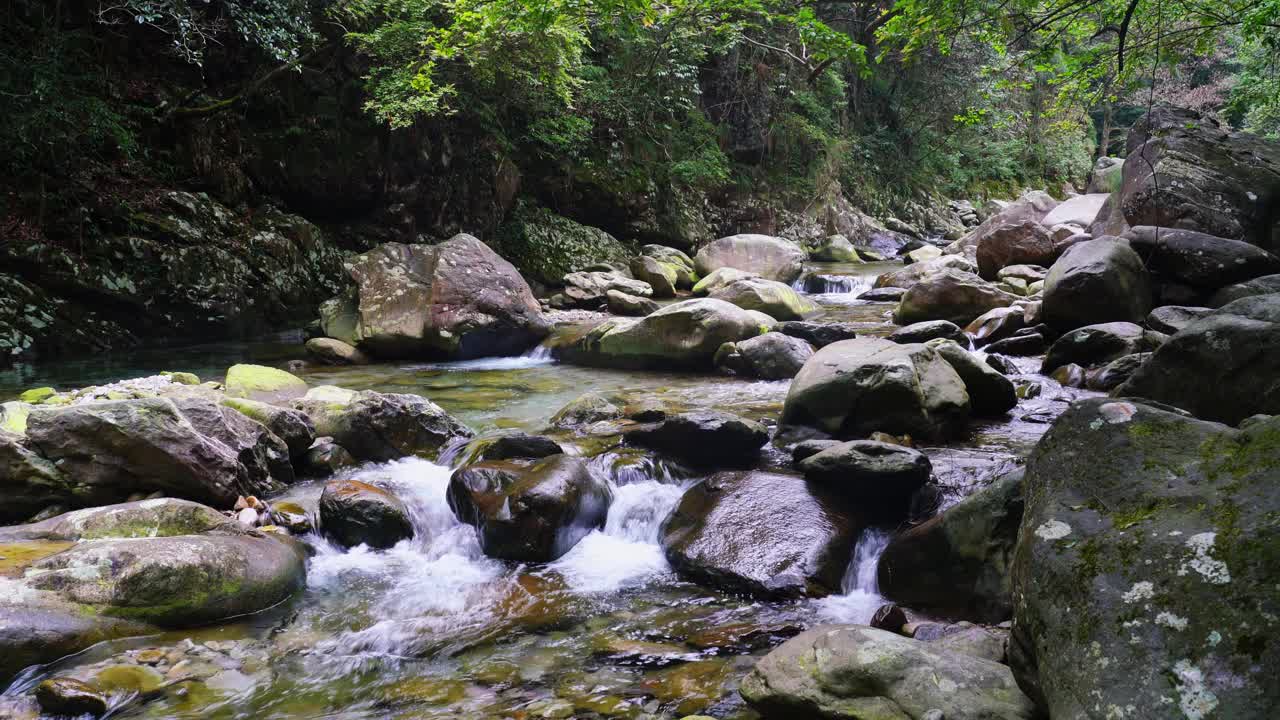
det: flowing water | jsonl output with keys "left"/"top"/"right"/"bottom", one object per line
{"left": 0, "top": 259, "right": 1094, "bottom": 719}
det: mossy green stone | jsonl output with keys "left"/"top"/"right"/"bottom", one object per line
{"left": 162, "top": 371, "right": 201, "bottom": 385}
{"left": 224, "top": 364, "right": 308, "bottom": 402}
{"left": 0, "top": 401, "right": 31, "bottom": 434}
{"left": 18, "top": 387, "right": 56, "bottom": 404}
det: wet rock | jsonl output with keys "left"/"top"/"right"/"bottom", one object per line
{"left": 1145, "top": 305, "right": 1213, "bottom": 334}
{"left": 173, "top": 398, "right": 295, "bottom": 494}
{"left": 1115, "top": 294, "right": 1280, "bottom": 423}
{"left": 775, "top": 321, "right": 858, "bottom": 348}
{"left": 1124, "top": 226, "right": 1280, "bottom": 290}
{"left": 338, "top": 235, "right": 551, "bottom": 358}
{"left": 810, "top": 234, "right": 862, "bottom": 262}
{"left": 628, "top": 411, "right": 768, "bottom": 467}
{"left": 23, "top": 398, "right": 247, "bottom": 511}
{"left": 35, "top": 678, "right": 108, "bottom": 718}
{"left": 304, "top": 338, "right": 370, "bottom": 366}
{"left": 661, "top": 471, "right": 859, "bottom": 598}
{"left": 448, "top": 455, "right": 611, "bottom": 562}
{"left": 1042, "top": 238, "right": 1151, "bottom": 330}
{"left": 476, "top": 433, "right": 564, "bottom": 462}
{"left": 1208, "top": 273, "right": 1280, "bottom": 307}
{"left": 557, "top": 299, "right": 763, "bottom": 370}
{"left": 300, "top": 441, "right": 357, "bottom": 476}
{"left": 740, "top": 625, "right": 1037, "bottom": 720}
{"left": 926, "top": 339, "right": 1017, "bottom": 416}
{"left": 976, "top": 221, "right": 1055, "bottom": 280}
{"left": 269, "top": 501, "right": 313, "bottom": 534}
{"left": 857, "top": 287, "right": 907, "bottom": 302}
{"left": 874, "top": 255, "right": 975, "bottom": 291}
{"left": 888, "top": 320, "right": 967, "bottom": 345}
{"left": 319, "top": 479, "right": 414, "bottom": 549}
{"left": 1050, "top": 363, "right": 1086, "bottom": 387}
{"left": 895, "top": 269, "right": 1021, "bottom": 326}
{"left": 0, "top": 498, "right": 233, "bottom": 542}
{"left": 294, "top": 387, "right": 473, "bottom": 462}
{"left": 714, "top": 332, "right": 814, "bottom": 380}
{"left": 630, "top": 256, "right": 678, "bottom": 298}
{"left": 221, "top": 398, "right": 316, "bottom": 458}
{"left": 223, "top": 364, "right": 308, "bottom": 404}
{"left": 691, "top": 267, "right": 759, "bottom": 296}
{"left": 1120, "top": 105, "right": 1280, "bottom": 251}
{"left": 984, "top": 354, "right": 1019, "bottom": 375}
{"left": 782, "top": 338, "right": 970, "bottom": 441}
{"left": 694, "top": 234, "right": 807, "bottom": 284}
{"left": 870, "top": 603, "right": 908, "bottom": 633}
{"left": 798, "top": 440, "right": 932, "bottom": 514}
{"left": 879, "top": 470, "right": 1024, "bottom": 623}
{"left": 920, "top": 623, "right": 1008, "bottom": 663}
{"left": 606, "top": 290, "right": 660, "bottom": 317}
{"left": 709, "top": 278, "right": 819, "bottom": 321}
{"left": 965, "top": 306, "right": 1028, "bottom": 347}
{"left": 983, "top": 333, "right": 1047, "bottom": 356}
{"left": 640, "top": 659, "right": 733, "bottom": 716}
{"left": 550, "top": 392, "right": 622, "bottom": 428}
{"left": 1041, "top": 321, "right": 1163, "bottom": 373}
{"left": 1085, "top": 352, "right": 1151, "bottom": 391}
{"left": 1011, "top": 399, "right": 1280, "bottom": 716}
{"left": 790, "top": 439, "right": 841, "bottom": 463}
{"left": 0, "top": 606, "right": 151, "bottom": 685}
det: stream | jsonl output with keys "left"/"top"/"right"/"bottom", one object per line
{"left": 0, "top": 259, "right": 1090, "bottom": 720}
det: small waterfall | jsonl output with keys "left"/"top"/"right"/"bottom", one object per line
{"left": 797, "top": 272, "right": 874, "bottom": 301}
{"left": 815, "top": 527, "right": 892, "bottom": 623}
{"left": 521, "top": 342, "right": 555, "bottom": 361}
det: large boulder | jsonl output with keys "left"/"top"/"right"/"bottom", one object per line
{"left": 694, "top": 234, "right": 807, "bottom": 284}
{"left": 874, "top": 255, "right": 974, "bottom": 290}
{"left": 294, "top": 387, "right": 473, "bottom": 462}
{"left": 797, "top": 440, "right": 932, "bottom": 515}
{"left": 878, "top": 470, "right": 1024, "bottom": 623}
{"left": 223, "top": 364, "right": 308, "bottom": 404}
{"left": 810, "top": 234, "right": 862, "bottom": 262}
{"left": 494, "top": 206, "right": 632, "bottom": 285}
{"left": 1124, "top": 226, "right": 1280, "bottom": 292}
{"left": 447, "top": 455, "right": 611, "bottom": 562}
{"left": 661, "top": 471, "right": 859, "bottom": 598}
{"left": 23, "top": 398, "right": 247, "bottom": 510}
{"left": 951, "top": 190, "right": 1060, "bottom": 259}
{"left": 1209, "top": 273, "right": 1280, "bottom": 307}
{"left": 171, "top": 398, "right": 295, "bottom": 493}
{"left": 630, "top": 256, "right": 678, "bottom": 298}
{"left": 894, "top": 269, "right": 1021, "bottom": 326}
{"left": 976, "top": 221, "right": 1055, "bottom": 280}
{"left": 1042, "top": 238, "right": 1151, "bottom": 330}
{"left": 1120, "top": 105, "right": 1280, "bottom": 252}
{"left": 221, "top": 397, "right": 316, "bottom": 458}
{"left": 1145, "top": 305, "right": 1213, "bottom": 334}
{"left": 559, "top": 271, "right": 654, "bottom": 309}
{"left": 319, "top": 479, "right": 415, "bottom": 549}
{"left": 641, "top": 244, "right": 699, "bottom": 289}
{"left": 556, "top": 298, "right": 764, "bottom": 370}
{"left": 691, "top": 267, "right": 759, "bottom": 296}
{"left": 709, "top": 278, "right": 820, "bottom": 321}
{"left": 0, "top": 428, "right": 70, "bottom": 523}
{"left": 1041, "top": 321, "right": 1163, "bottom": 373}
{"left": 926, "top": 338, "right": 1018, "bottom": 416}
{"left": 1010, "top": 398, "right": 1279, "bottom": 717}
{"left": 338, "top": 235, "right": 551, "bottom": 359}
{"left": 1040, "top": 193, "right": 1109, "bottom": 229}
{"left": 782, "top": 338, "right": 970, "bottom": 440}
{"left": 740, "top": 625, "right": 1038, "bottom": 720}
{"left": 627, "top": 411, "right": 768, "bottom": 467}
{"left": 714, "top": 332, "right": 814, "bottom": 379}
{"left": 1115, "top": 294, "right": 1280, "bottom": 423}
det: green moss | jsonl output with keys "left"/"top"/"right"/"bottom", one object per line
{"left": 494, "top": 205, "right": 633, "bottom": 286}
{"left": 1111, "top": 501, "right": 1162, "bottom": 530}
{"left": 18, "top": 387, "right": 56, "bottom": 403}
{"left": 161, "top": 371, "right": 201, "bottom": 385}
{"left": 224, "top": 364, "right": 308, "bottom": 401}
{"left": 0, "top": 401, "right": 31, "bottom": 434}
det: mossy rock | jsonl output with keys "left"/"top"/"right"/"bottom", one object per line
{"left": 495, "top": 206, "right": 633, "bottom": 285}
{"left": 224, "top": 364, "right": 308, "bottom": 403}
{"left": 18, "top": 387, "right": 56, "bottom": 404}
{"left": 0, "top": 401, "right": 32, "bottom": 434}
{"left": 161, "top": 371, "right": 201, "bottom": 386}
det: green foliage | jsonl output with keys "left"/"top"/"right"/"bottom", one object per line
{"left": 96, "top": 0, "right": 317, "bottom": 66}
{"left": 1228, "top": 34, "right": 1280, "bottom": 138}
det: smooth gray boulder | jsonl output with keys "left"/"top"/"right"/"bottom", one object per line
{"left": 556, "top": 298, "right": 764, "bottom": 370}
{"left": 715, "top": 332, "right": 815, "bottom": 380}
{"left": 1042, "top": 238, "right": 1151, "bottom": 330}
{"left": 894, "top": 269, "right": 1021, "bottom": 326}
{"left": 294, "top": 386, "right": 473, "bottom": 462}
{"left": 694, "top": 234, "right": 807, "bottom": 284}
{"left": 926, "top": 338, "right": 1018, "bottom": 416}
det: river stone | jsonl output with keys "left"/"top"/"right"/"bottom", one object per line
{"left": 715, "top": 332, "right": 814, "bottom": 380}
{"left": 221, "top": 397, "right": 316, "bottom": 458}
{"left": 888, "top": 320, "right": 966, "bottom": 345}
{"left": 1010, "top": 398, "right": 1280, "bottom": 717}
{"left": 878, "top": 470, "right": 1023, "bottom": 624}
{"left": 0, "top": 499, "right": 234, "bottom": 543}
{"left": 0, "top": 428, "right": 70, "bottom": 524}
{"left": 709, "top": 278, "right": 820, "bottom": 321}
{"left": 965, "top": 306, "right": 1027, "bottom": 347}
{"left": 557, "top": 298, "right": 763, "bottom": 370}
{"left": 790, "top": 439, "right": 842, "bottom": 463}
{"left": 661, "top": 471, "right": 859, "bottom": 598}
{"left": 1125, "top": 226, "right": 1280, "bottom": 290}
{"left": 1208, "top": 273, "right": 1280, "bottom": 307}
{"left": 811, "top": 234, "right": 862, "bottom": 262}
{"left": 294, "top": 387, "right": 473, "bottom": 462}
{"left": 1115, "top": 294, "right": 1280, "bottom": 423}
{"left": 605, "top": 290, "right": 659, "bottom": 316}
{"left": 319, "top": 291, "right": 360, "bottom": 346}
{"left": 341, "top": 235, "right": 551, "bottom": 359}
{"left": 319, "top": 479, "right": 414, "bottom": 549}
{"left": 561, "top": 271, "right": 654, "bottom": 309}
{"left": 873, "top": 255, "right": 975, "bottom": 290}
{"left": 694, "top": 234, "right": 806, "bottom": 284}
{"left": 301, "top": 441, "right": 357, "bottom": 476}
{"left": 782, "top": 338, "right": 970, "bottom": 441}
{"left": 35, "top": 678, "right": 108, "bottom": 717}
{"left": 304, "top": 337, "right": 370, "bottom": 366}
{"left": 740, "top": 625, "right": 1037, "bottom": 720}
{"left": 172, "top": 397, "right": 294, "bottom": 494}
{"left": 550, "top": 392, "right": 622, "bottom": 428}
{"left": 447, "top": 455, "right": 611, "bottom": 562}
{"left": 627, "top": 411, "right": 768, "bottom": 467}
{"left": 951, "top": 191, "right": 1060, "bottom": 258}
{"left": 1041, "top": 321, "right": 1162, "bottom": 373}
{"left": 691, "top": 267, "right": 759, "bottom": 296}
{"left": 775, "top": 321, "right": 858, "bottom": 348}
{"left": 630, "top": 256, "right": 678, "bottom": 298}
{"left": 894, "top": 269, "right": 1021, "bottom": 326}
{"left": 984, "top": 333, "right": 1047, "bottom": 356}
{"left": 475, "top": 433, "right": 564, "bottom": 462}
{"left": 23, "top": 398, "right": 246, "bottom": 510}
{"left": 1042, "top": 238, "right": 1152, "bottom": 330}
{"left": 858, "top": 286, "right": 906, "bottom": 302}
{"left": 1086, "top": 352, "right": 1150, "bottom": 391}
{"left": 925, "top": 339, "right": 1017, "bottom": 416}
{"left": 1041, "top": 192, "right": 1109, "bottom": 228}
{"left": 976, "top": 221, "right": 1055, "bottom": 280}
{"left": 797, "top": 440, "right": 932, "bottom": 514}
{"left": 905, "top": 245, "right": 942, "bottom": 264}
{"left": 641, "top": 244, "right": 698, "bottom": 286}
{"left": 223, "top": 364, "right": 308, "bottom": 404}
{"left": 1146, "top": 305, "right": 1213, "bottom": 334}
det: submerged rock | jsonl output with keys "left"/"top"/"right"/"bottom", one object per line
{"left": 1011, "top": 398, "right": 1280, "bottom": 717}
{"left": 661, "top": 471, "right": 859, "bottom": 598}
{"left": 35, "top": 678, "right": 108, "bottom": 718}
{"left": 782, "top": 338, "right": 970, "bottom": 441}
{"left": 447, "top": 455, "right": 610, "bottom": 562}
{"left": 319, "top": 479, "right": 415, "bottom": 549}
{"left": 694, "top": 234, "right": 807, "bottom": 284}
{"left": 740, "top": 625, "right": 1037, "bottom": 720}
